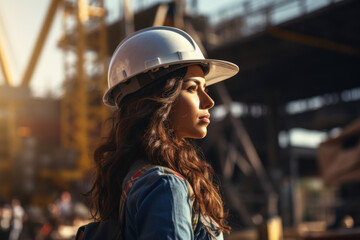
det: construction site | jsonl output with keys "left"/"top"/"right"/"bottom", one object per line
{"left": 0, "top": 0, "right": 360, "bottom": 239}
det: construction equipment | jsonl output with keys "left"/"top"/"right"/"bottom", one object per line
{"left": 0, "top": 0, "right": 108, "bottom": 201}
{"left": 53, "top": 0, "right": 108, "bottom": 184}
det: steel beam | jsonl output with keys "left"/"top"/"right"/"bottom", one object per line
{"left": 21, "top": 0, "right": 62, "bottom": 86}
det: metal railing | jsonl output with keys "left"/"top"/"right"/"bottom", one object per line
{"left": 130, "top": 0, "right": 343, "bottom": 44}
{"left": 208, "top": 0, "right": 343, "bottom": 41}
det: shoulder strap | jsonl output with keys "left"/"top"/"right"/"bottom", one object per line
{"left": 75, "top": 225, "right": 85, "bottom": 240}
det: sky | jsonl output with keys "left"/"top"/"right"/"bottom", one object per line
{"left": 0, "top": 0, "right": 237, "bottom": 98}
{"left": 0, "top": 0, "right": 63, "bottom": 97}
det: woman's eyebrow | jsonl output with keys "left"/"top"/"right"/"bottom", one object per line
{"left": 183, "top": 78, "right": 206, "bottom": 88}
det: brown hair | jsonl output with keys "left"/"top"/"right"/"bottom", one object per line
{"left": 87, "top": 66, "right": 230, "bottom": 234}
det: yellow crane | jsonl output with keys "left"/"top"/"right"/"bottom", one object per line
{"left": 43, "top": 0, "right": 109, "bottom": 184}
{"left": 0, "top": 0, "right": 60, "bottom": 198}
{"left": 0, "top": 0, "right": 108, "bottom": 201}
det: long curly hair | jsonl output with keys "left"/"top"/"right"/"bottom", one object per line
{"left": 87, "top": 66, "right": 230, "bottom": 235}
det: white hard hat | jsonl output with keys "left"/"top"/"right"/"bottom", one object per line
{"left": 104, "top": 26, "right": 239, "bottom": 106}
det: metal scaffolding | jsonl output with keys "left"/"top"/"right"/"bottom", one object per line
{"left": 57, "top": 0, "right": 108, "bottom": 182}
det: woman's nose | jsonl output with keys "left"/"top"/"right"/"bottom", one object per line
{"left": 200, "top": 91, "right": 215, "bottom": 109}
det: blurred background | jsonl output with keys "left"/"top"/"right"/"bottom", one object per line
{"left": 0, "top": 0, "right": 359, "bottom": 239}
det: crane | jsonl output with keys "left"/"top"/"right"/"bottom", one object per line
{"left": 0, "top": 0, "right": 108, "bottom": 202}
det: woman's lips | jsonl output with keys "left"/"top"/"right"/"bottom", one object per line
{"left": 199, "top": 114, "right": 210, "bottom": 123}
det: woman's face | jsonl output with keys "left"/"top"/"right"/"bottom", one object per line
{"left": 170, "top": 65, "right": 215, "bottom": 139}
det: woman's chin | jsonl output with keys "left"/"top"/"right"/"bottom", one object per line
{"left": 185, "top": 130, "right": 208, "bottom": 139}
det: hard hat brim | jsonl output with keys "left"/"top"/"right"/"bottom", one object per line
{"left": 103, "top": 59, "right": 239, "bottom": 106}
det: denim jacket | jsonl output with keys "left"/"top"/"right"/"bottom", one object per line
{"left": 122, "top": 166, "right": 224, "bottom": 240}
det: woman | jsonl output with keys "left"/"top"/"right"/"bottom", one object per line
{"left": 85, "top": 26, "right": 239, "bottom": 239}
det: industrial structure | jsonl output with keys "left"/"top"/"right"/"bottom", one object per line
{"left": 0, "top": 0, "right": 359, "bottom": 238}
{"left": 0, "top": 0, "right": 109, "bottom": 204}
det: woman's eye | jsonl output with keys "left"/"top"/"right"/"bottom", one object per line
{"left": 187, "top": 85, "right": 197, "bottom": 92}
